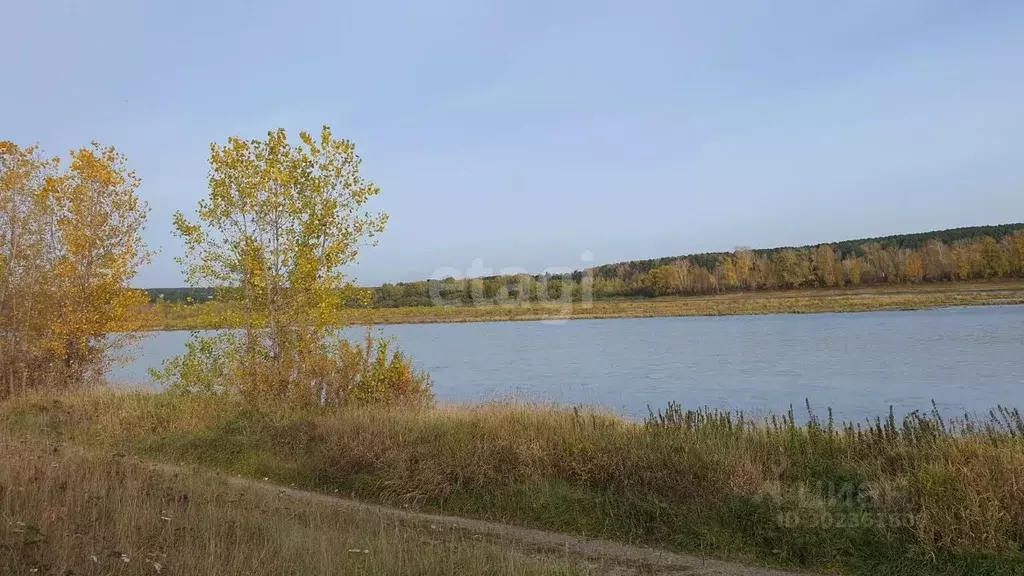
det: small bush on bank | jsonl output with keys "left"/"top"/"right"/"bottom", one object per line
{"left": 151, "top": 329, "right": 432, "bottom": 408}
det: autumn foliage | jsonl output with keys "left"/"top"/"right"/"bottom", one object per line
{"left": 366, "top": 227, "right": 1024, "bottom": 307}
{"left": 155, "top": 127, "right": 431, "bottom": 407}
{"left": 0, "top": 142, "right": 150, "bottom": 399}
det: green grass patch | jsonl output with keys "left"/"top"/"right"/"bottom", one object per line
{"left": 3, "top": 391, "right": 1024, "bottom": 575}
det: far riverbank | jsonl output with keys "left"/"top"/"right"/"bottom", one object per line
{"left": 142, "top": 279, "right": 1024, "bottom": 331}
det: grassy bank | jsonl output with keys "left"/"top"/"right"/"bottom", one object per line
{"left": 143, "top": 280, "right": 1024, "bottom": 330}
{"left": 4, "top": 392, "right": 1024, "bottom": 575}
{"left": 0, "top": 436, "right": 589, "bottom": 576}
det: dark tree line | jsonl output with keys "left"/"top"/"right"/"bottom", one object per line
{"left": 592, "top": 224, "right": 1024, "bottom": 280}
{"left": 151, "top": 223, "right": 1024, "bottom": 307}
{"left": 146, "top": 287, "right": 216, "bottom": 303}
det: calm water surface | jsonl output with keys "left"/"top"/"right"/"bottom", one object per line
{"left": 112, "top": 305, "right": 1024, "bottom": 421}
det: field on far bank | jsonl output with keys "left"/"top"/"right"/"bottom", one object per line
{"left": 145, "top": 280, "right": 1024, "bottom": 330}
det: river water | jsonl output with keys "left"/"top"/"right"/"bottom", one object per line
{"left": 111, "top": 305, "right": 1024, "bottom": 422}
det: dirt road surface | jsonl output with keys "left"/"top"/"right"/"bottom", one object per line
{"left": 157, "top": 462, "right": 821, "bottom": 576}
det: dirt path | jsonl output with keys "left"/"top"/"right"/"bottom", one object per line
{"left": 153, "top": 461, "right": 818, "bottom": 576}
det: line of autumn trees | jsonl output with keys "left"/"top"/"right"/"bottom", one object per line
{"left": 357, "top": 224, "right": 1024, "bottom": 307}
{"left": 145, "top": 224, "right": 1024, "bottom": 308}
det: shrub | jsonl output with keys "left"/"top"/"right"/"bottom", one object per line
{"left": 0, "top": 141, "right": 150, "bottom": 399}
{"left": 152, "top": 329, "right": 432, "bottom": 408}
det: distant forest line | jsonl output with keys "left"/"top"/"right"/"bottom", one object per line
{"left": 147, "top": 223, "right": 1024, "bottom": 308}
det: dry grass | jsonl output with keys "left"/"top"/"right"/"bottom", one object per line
{"left": 4, "top": 392, "right": 1024, "bottom": 575}
{"left": 0, "top": 436, "right": 588, "bottom": 576}
{"left": 143, "top": 280, "right": 1024, "bottom": 330}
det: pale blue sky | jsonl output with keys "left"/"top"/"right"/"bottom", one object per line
{"left": 3, "top": 0, "right": 1023, "bottom": 286}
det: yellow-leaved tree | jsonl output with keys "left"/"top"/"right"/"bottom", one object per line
{"left": 0, "top": 142, "right": 150, "bottom": 398}
{"left": 156, "top": 127, "right": 431, "bottom": 407}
